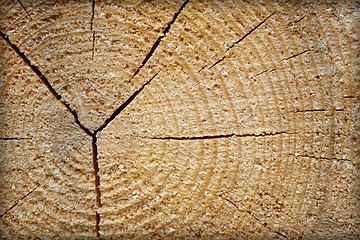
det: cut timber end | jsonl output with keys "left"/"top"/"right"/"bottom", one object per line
{"left": 0, "top": 0, "right": 358, "bottom": 239}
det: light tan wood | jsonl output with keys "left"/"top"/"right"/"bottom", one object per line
{"left": 0, "top": 0, "right": 359, "bottom": 239}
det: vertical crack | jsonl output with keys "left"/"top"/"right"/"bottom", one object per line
{"left": 129, "top": 0, "right": 189, "bottom": 81}
{"left": 0, "top": 30, "right": 92, "bottom": 136}
{"left": 90, "top": 0, "right": 96, "bottom": 59}
{"left": 92, "top": 134, "right": 101, "bottom": 237}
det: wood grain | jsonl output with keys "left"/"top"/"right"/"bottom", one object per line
{"left": 0, "top": 0, "right": 359, "bottom": 239}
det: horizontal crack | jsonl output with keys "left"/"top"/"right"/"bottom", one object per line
{"left": 0, "top": 30, "right": 92, "bottom": 136}
{"left": 294, "top": 109, "right": 344, "bottom": 113}
{"left": 129, "top": 0, "right": 189, "bottom": 81}
{"left": 287, "top": 153, "right": 352, "bottom": 162}
{"left": 1, "top": 186, "right": 37, "bottom": 218}
{"left": 0, "top": 137, "right": 31, "bottom": 140}
{"left": 148, "top": 131, "right": 296, "bottom": 140}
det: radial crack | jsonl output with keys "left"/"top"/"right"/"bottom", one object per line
{"left": 92, "top": 135, "right": 101, "bottom": 237}
{"left": 96, "top": 71, "right": 160, "bottom": 133}
{"left": 281, "top": 50, "right": 311, "bottom": 61}
{"left": 208, "top": 56, "right": 227, "bottom": 70}
{"left": 90, "top": 0, "right": 96, "bottom": 59}
{"left": 226, "top": 12, "right": 275, "bottom": 52}
{"left": 148, "top": 131, "right": 296, "bottom": 140}
{"left": 294, "top": 108, "right": 344, "bottom": 113}
{"left": 16, "top": 0, "right": 31, "bottom": 18}
{"left": 129, "top": 0, "right": 189, "bottom": 81}
{"left": 222, "top": 198, "right": 288, "bottom": 239}
{"left": 287, "top": 153, "right": 351, "bottom": 162}
{"left": 0, "top": 30, "right": 92, "bottom": 136}
{"left": 0, "top": 186, "right": 37, "bottom": 218}
{"left": 0, "top": 137, "right": 31, "bottom": 140}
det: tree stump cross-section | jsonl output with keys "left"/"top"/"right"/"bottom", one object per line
{"left": 0, "top": 0, "right": 359, "bottom": 239}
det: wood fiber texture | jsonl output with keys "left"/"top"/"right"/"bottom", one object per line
{"left": 0, "top": 0, "right": 359, "bottom": 239}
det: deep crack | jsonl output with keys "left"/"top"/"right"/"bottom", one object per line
{"left": 129, "top": 0, "right": 189, "bottom": 81}
{"left": 92, "top": 134, "right": 101, "bottom": 237}
{"left": 0, "top": 30, "right": 92, "bottom": 136}
{"left": 148, "top": 131, "right": 296, "bottom": 140}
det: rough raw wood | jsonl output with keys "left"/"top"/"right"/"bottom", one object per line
{"left": 0, "top": 0, "right": 359, "bottom": 239}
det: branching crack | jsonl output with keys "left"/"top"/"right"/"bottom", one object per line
{"left": 226, "top": 12, "right": 275, "bottom": 52}
{"left": 0, "top": 30, "right": 92, "bottom": 136}
{"left": 287, "top": 153, "right": 351, "bottom": 162}
{"left": 129, "top": 0, "right": 189, "bottom": 81}
{"left": 0, "top": 186, "right": 37, "bottom": 218}
{"left": 16, "top": 0, "right": 31, "bottom": 18}
{"left": 89, "top": 72, "right": 161, "bottom": 238}
{"left": 90, "top": 0, "right": 96, "bottom": 59}
{"left": 148, "top": 131, "right": 296, "bottom": 140}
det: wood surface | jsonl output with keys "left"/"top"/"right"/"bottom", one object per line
{"left": 0, "top": 0, "right": 359, "bottom": 239}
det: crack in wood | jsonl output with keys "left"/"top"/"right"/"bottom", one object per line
{"left": 96, "top": 71, "right": 160, "bottom": 133}
{"left": 92, "top": 134, "right": 101, "bottom": 237}
{"left": 148, "top": 131, "right": 297, "bottom": 140}
{"left": 129, "top": 0, "right": 189, "bottom": 81}
{"left": 281, "top": 49, "right": 311, "bottom": 61}
{"left": 294, "top": 109, "right": 344, "bottom": 113}
{"left": 0, "top": 30, "right": 93, "bottom": 137}
{"left": 0, "top": 186, "right": 37, "bottom": 218}
{"left": 287, "top": 15, "right": 306, "bottom": 27}
{"left": 226, "top": 12, "right": 275, "bottom": 52}
{"left": 1, "top": 28, "right": 161, "bottom": 236}
{"left": 286, "top": 153, "right": 352, "bottom": 162}
{"left": 90, "top": 0, "right": 95, "bottom": 60}
{"left": 16, "top": 0, "right": 31, "bottom": 18}
{"left": 221, "top": 197, "right": 288, "bottom": 239}
{"left": 0, "top": 137, "right": 31, "bottom": 140}
{"left": 208, "top": 56, "right": 227, "bottom": 70}
{"left": 200, "top": 12, "right": 275, "bottom": 72}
